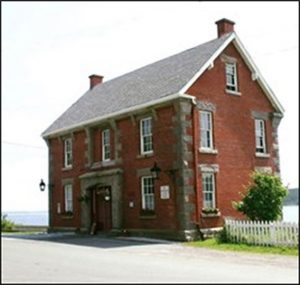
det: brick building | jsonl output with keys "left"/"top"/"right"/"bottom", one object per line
{"left": 42, "top": 19, "right": 284, "bottom": 241}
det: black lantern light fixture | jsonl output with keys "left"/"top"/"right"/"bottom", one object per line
{"left": 39, "top": 179, "right": 46, "bottom": 191}
{"left": 150, "top": 162, "right": 161, "bottom": 180}
{"left": 39, "top": 179, "right": 54, "bottom": 192}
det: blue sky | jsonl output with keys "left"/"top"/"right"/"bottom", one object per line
{"left": 2, "top": 1, "right": 298, "bottom": 211}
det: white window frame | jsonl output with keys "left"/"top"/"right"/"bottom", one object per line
{"left": 102, "top": 129, "right": 111, "bottom": 161}
{"left": 64, "top": 138, "right": 73, "bottom": 168}
{"left": 225, "top": 62, "right": 238, "bottom": 92}
{"left": 200, "top": 111, "right": 214, "bottom": 150}
{"left": 64, "top": 184, "right": 73, "bottom": 213}
{"left": 202, "top": 173, "right": 216, "bottom": 209}
{"left": 140, "top": 117, "right": 153, "bottom": 155}
{"left": 141, "top": 176, "right": 155, "bottom": 211}
{"left": 255, "top": 119, "right": 267, "bottom": 154}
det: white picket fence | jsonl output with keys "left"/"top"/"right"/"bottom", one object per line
{"left": 224, "top": 219, "right": 299, "bottom": 247}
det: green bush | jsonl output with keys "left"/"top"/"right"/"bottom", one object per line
{"left": 233, "top": 171, "right": 288, "bottom": 221}
{"left": 1, "top": 214, "right": 16, "bottom": 232}
{"left": 216, "top": 227, "right": 228, "bottom": 243}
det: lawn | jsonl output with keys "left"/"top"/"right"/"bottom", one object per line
{"left": 186, "top": 238, "right": 299, "bottom": 256}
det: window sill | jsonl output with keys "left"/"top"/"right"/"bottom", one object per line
{"left": 255, "top": 153, "right": 270, "bottom": 158}
{"left": 61, "top": 214, "right": 74, "bottom": 219}
{"left": 201, "top": 212, "right": 221, "bottom": 218}
{"left": 137, "top": 152, "right": 154, "bottom": 159}
{"left": 225, "top": 89, "right": 241, "bottom": 96}
{"left": 62, "top": 166, "right": 73, "bottom": 171}
{"left": 199, "top": 148, "right": 218, "bottom": 154}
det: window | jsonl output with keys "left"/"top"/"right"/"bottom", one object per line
{"left": 140, "top": 117, "right": 153, "bottom": 154}
{"left": 200, "top": 111, "right": 213, "bottom": 149}
{"left": 64, "top": 138, "right": 73, "bottom": 168}
{"left": 202, "top": 173, "right": 216, "bottom": 208}
{"left": 225, "top": 62, "right": 238, "bottom": 92}
{"left": 102, "top": 129, "right": 110, "bottom": 161}
{"left": 141, "top": 176, "right": 155, "bottom": 211}
{"left": 64, "top": 184, "right": 73, "bottom": 212}
{"left": 255, "top": 119, "right": 267, "bottom": 153}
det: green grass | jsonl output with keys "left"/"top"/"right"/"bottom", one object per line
{"left": 2, "top": 230, "right": 46, "bottom": 235}
{"left": 186, "top": 238, "right": 299, "bottom": 256}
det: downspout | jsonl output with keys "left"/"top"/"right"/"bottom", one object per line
{"left": 191, "top": 101, "right": 201, "bottom": 230}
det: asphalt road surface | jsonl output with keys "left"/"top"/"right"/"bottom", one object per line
{"left": 1, "top": 233, "right": 299, "bottom": 283}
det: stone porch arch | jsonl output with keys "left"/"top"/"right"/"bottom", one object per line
{"left": 79, "top": 168, "right": 123, "bottom": 233}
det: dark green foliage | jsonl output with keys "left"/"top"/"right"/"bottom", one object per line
{"left": 216, "top": 227, "right": 229, "bottom": 243}
{"left": 233, "top": 172, "right": 288, "bottom": 221}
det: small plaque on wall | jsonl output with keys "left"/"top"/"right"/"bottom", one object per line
{"left": 160, "top": 185, "right": 170, "bottom": 199}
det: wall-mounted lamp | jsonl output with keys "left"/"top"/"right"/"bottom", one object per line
{"left": 104, "top": 188, "right": 111, "bottom": 201}
{"left": 150, "top": 162, "right": 161, "bottom": 180}
{"left": 150, "top": 162, "right": 178, "bottom": 182}
{"left": 39, "top": 179, "right": 54, "bottom": 192}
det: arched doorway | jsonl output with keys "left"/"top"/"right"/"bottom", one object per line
{"left": 79, "top": 168, "right": 123, "bottom": 234}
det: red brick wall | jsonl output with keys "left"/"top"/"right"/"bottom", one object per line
{"left": 93, "top": 127, "right": 115, "bottom": 162}
{"left": 188, "top": 43, "right": 276, "bottom": 227}
{"left": 120, "top": 105, "right": 178, "bottom": 230}
{"left": 50, "top": 131, "right": 86, "bottom": 229}
{"left": 49, "top": 105, "right": 179, "bottom": 231}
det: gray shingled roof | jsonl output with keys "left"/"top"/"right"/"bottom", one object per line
{"left": 42, "top": 33, "right": 233, "bottom": 137}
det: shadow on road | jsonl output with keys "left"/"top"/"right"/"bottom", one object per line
{"left": 1, "top": 232, "right": 174, "bottom": 249}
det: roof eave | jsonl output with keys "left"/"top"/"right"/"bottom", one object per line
{"left": 179, "top": 32, "right": 236, "bottom": 94}
{"left": 179, "top": 32, "right": 284, "bottom": 115}
{"left": 232, "top": 35, "right": 285, "bottom": 114}
{"left": 41, "top": 92, "right": 195, "bottom": 139}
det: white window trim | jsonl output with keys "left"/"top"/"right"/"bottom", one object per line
{"left": 225, "top": 89, "right": 241, "bottom": 96}
{"left": 200, "top": 111, "right": 214, "bottom": 150}
{"left": 64, "top": 138, "right": 72, "bottom": 168}
{"left": 64, "top": 184, "right": 73, "bottom": 213}
{"left": 141, "top": 176, "right": 155, "bottom": 211}
{"left": 140, "top": 117, "right": 153, "bottom": 155}
{"left": 202, "top": 173, "right": 216, "bottom": 209}
{"left": 255, "top": 119, "right": 267, "bottom": 154}
{"left": 255, "top": 153, "right": 270, "bottom": 158}
{"left": 102, "top": 129, "right": 111, "bottom": 161}
{"left": 225, "top": 62, "right": 238, "bottom": 92}
{"left": 199, "top": 147, "right": 218, "bottom": 154}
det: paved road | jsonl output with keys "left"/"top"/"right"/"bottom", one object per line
{"left": 1, "top": 233, "right": 299, "bottom": 283}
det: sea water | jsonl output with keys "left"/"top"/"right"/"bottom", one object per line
{"left": 282, "top": 205, "right": 299, "bottom": 223}
{"left": 2, "top": 211, "right": 49, "bottom": 226}
{"left": 2, "top": 206, "right": 298, "bottom": 226}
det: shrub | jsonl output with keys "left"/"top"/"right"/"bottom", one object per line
{"left": 233, "top": 171, "right": 288, "bottom": 221}
{"left": 216, "top": 227, "right": 229, "bottom": 243}
{"left": 1, "top": 214, "right": 16, "bottom": 232}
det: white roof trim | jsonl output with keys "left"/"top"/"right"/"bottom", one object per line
{"left": 232, "top": 34, "right": 284, "bottom": 114}
{"left": 179, "top": 32, "right": 284, "bottom": 114}
{"left": 42, "top": 92, "right": 195, "bottom": 139}
{"left": 179, "top": 33, "right": 236, "bottom": 94}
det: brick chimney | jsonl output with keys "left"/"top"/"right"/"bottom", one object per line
{"left": 215, "top": 18, "right": 235, "bottom": 38}
{"left": 89, "top": 74, "right": 103, "bottom": 89}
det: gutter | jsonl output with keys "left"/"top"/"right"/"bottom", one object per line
{"left": 42, "top": 93, "right": 196, "bottom": 139}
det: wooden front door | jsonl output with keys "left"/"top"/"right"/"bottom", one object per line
{"left": 91, "top": 186, "right": 112, "bottom": 232}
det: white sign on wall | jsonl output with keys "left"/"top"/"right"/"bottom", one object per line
{"left": 160, "top": 185, "right": 170, "bottom": 199}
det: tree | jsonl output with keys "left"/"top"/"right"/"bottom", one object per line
{"left": 1, "top": 214, "right": 16, "bottom": 232}
{"left": 233, "top": 171, "right": 288, "bottom": 221}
